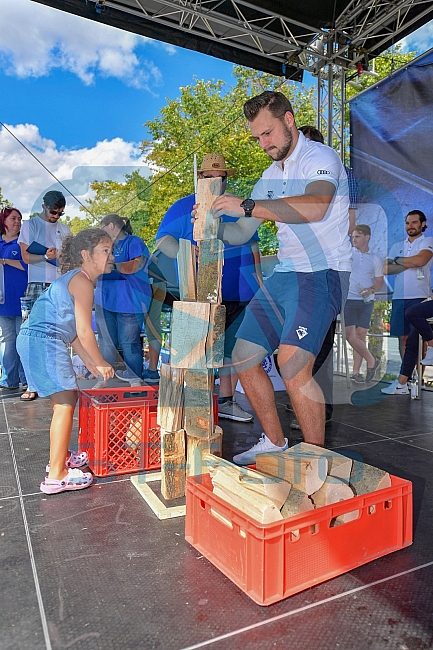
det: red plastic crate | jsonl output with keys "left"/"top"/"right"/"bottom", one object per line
{"left": 78, "top": 386, "right": 160, "bottom": 477}
{"left": 78, "top": 388, "right": 219, "bottom": 477}
{"left": 185, "top": 473, "right": 413, "bottom": 606}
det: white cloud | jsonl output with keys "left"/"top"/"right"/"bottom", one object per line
{"left": 398, "top": 20, "right": 433, "bottom": 54}
{"left": 0, "top": 123, "right": 151, "bottom": 217}
{"left": 0, "top": 0, "right": 173, "bottom": 89}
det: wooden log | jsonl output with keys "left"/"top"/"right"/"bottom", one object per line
{"left": 280, "top": 487, "right": 314, "bottom": 518}
{"left": 157, "top": 364, "right": 185, "bottom": 433}
{"left": 256, "top": 450, "right": 327, "bottom": 495}
{"left": 204, "top": 453, "right": 290, "bottom": 508}
{"left": 292, "top": 443, "right": 353, "bottom": 482}
{"left": 211, "top": 467, "right": 283, "bottom": 524}
{"left": 177, "top": 238, "right": 197, "bottom": 301}
{"left": 193, "top": 177, "right": 222, "bottom": 242}
{"left": 170, "top": 301, "right": 225, "bottom": 368}
{"left": 161, "top": 429, "right": 186, "bottom": 500}
{"left": 349, "top": 462, "right": 391, "bottom": 496}
{"left": 186, "top": 430, "right": 222, "bottom": 477}
{"left": 310, "top": 477, "right": 355, "bottom": 509}
{"left": 184, "top": 369, "right": 214, "bottom": 438}
{"left": 196, "top": 238, "right": 224, "bottom": 303}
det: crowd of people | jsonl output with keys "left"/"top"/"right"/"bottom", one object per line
{"left": 2, "top": 91, "right": 433, "bottom": 493}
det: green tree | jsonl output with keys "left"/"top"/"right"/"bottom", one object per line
{"left": 0, "top": 187, "right": 11, "bottom": 209}
{"left": 61, "top": 214, "right": 96, "bottom": 235}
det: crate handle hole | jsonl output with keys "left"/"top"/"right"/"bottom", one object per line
{"left": 210, "top": 508, "right": 233, "bottom": 530}
{"left": 199, "top": 499, "right": 206, "bottom": 510}
{"left": 290, "top": 530, "right": 300, "bottom": 542}
{"left": 384, "top": 500, "right": 392, "bottom": 510}
{"left": 369, "top": 505, "right": 376, "bottom": 515}
{"left": 309, "top": 524, "right": 319, "bottom": 535}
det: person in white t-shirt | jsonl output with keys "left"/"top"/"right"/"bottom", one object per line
{"left": 384, "top": 210, "right": 433, "bottom": 359}
{"left": 18, "top": 190, "right": 71, "bottom": 400}
{"left": 344, "top": 225, "right": 383, "bottom": 383}
{"left": 208, "top": 91, "right": 351, "bottom": 463}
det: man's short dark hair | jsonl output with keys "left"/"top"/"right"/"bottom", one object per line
{"left": 43, "top": 190, "right": 66, "bottom": 209}
{"left": 353, "top": 224, "right": 371, "bottom": 237}
{"left": 244, "top": 91, "right": 294, "bottom": 122}
{"left": 407, "top": 209, "right": 427, "bottom": 232}
{"left": 299, "top": 125, "right": 325, "bottom": 144}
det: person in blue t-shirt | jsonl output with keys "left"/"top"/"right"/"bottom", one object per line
{"left": 156, "top": 153, "right": 262, "bottom": 423}
{"left": 0, "top": 207, "right": 28, "bottom": 391}
{"left": 94, "top": 214, "right": 152, "bottom": 387}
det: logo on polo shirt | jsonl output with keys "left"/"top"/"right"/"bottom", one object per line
{"left": 316, "top": 169, "right": 330, "bottom": 175}
{"left": 296, "top": 326, "right": 308, "bottom": 340}
{"left": 12, "top": 251, "right": 17, "bottom": 256}
{"left": 267, "top": 190, "right": 274, "bottom": 199}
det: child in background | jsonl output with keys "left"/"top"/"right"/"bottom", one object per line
{"left": 17, "top": 229, "right": 115, "bottom": 494}
{"left": 71, "top": 354, "right": 96, "bottom": 380}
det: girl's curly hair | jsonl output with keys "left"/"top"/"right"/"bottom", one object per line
{"left": 59, "top": 228, "right": 111, "bottom": 274}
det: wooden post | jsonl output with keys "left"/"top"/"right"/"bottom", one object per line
{"left": 184, "top": 369, "right": 214, "bottom": 437}
{"left": 177, "top": 238, "right": 197, "bottom": 301}
{"left": 186, "top": 428, "right": 222, "bottom": 477}
{"left": 197, "top": 238, "right": 224, "bottom": 303}
{"left": 193, "top": 177, "right": 222, "bottom": 242}
{"left": 161, "top": 429, "right": 186, "bottom": 500}
{"left": 157, "top": 364, "right": 185, "bottom": 433}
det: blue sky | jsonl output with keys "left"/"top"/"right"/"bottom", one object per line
{"left": 1, "top": 0, "right": 432, "bottom": 216}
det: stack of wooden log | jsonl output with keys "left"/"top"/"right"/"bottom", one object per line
{"left": 157, "top": 178, "right": 226, "bottom": 501}
{"left": 205, "top": 443, "right": 391, "bottom": 525}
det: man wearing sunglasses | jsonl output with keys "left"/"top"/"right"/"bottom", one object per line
{"left": 18, "top": 190, "right": 71, "bottom": 401}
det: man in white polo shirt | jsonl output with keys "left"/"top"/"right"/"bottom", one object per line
{"left": 18, "top": 190, "right": 71, "bottom": 400}
{"left": 210, "top": 91, "right": 351, "bottom": 463}
{"left": 384, "top": 210, "right": 433, "bottom": 360}
{"left": 344, "top": 224, "right": 383, "bottom": 383}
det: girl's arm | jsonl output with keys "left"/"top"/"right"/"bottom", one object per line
{"left": 68, "top": 273, "right": 114, "bottom": 380}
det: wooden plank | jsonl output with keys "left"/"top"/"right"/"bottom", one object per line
{"left": 170, "top": 301, "right": 210, "bottom": 368}
{"left": 161, "top": 429, "right": 186, "bottom": 500}
{"left": 211, "top": 467, "right": 283, "bottom": 524}
{"left": 196, "top": 238, "right": 224, "bottom": 303}
{"left": 256, "top": 450, "right": 327, "bottom": 496}
{"left": 177, "top": 238, "right": 197, "bottom": 301}
{"left": 207, "top": 304, "right": 225, "bottom": 368}
{"left": 186, "top": 430, "right": 221, "bottom": 477}
{"left": 292, "top": 443, "right": 353, "bottom": 482}
{"left": 157, "top": 364, "right": 185, "bottom": 432}
{"left": 130, "top": 474, "right": 186, "bottom": 520}
{"left": 193, "top": 177, "right": 222, "bottom": 242}
{"left": 184, "top": 369, "right": 214, "bottom": 438}
{"left": 204, "top": 453, "right": 290, "bottom": 508}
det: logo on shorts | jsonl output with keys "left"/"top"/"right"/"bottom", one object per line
{"left": 261, "top": 356, "right": 272, "bottom": 373}
{"left": 296, "top": 326, "right": 308, "bottom": 340}
{"left": 316, "top": 169, "right": 330, "bottom": 175}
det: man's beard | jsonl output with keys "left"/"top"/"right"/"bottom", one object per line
{"left": 268, "top": 123, "right": 293, "bottom": 161}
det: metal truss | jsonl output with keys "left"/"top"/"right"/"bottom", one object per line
{"left": 86, "top": 0, "right": 432, "bottom": 75}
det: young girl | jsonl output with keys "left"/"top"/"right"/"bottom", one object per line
{"left": 17, "top": 229, "right": 115, "bottom": 494}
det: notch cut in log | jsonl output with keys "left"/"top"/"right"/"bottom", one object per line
{"left": 170, "top": 301, "right": 225, "bottom": 369}
{"left": 161, "top": 428, "right": 186, "bottom": 500}
{"left": 177, "top": 238, "right": 197, "bottom": 301}
{"left": 197, "top": 238, "right": 224, "bottom": 304}
{"left": 256, "top": 450, "right": 327, "bottom": 495}
{"left": 184, "top": 368, "right": 214, "bottom": 438}
{"left": 292, "top": 443, "right": 353, "bottom": 482}
{"left": 204, "top": 453, "right": 290, "bottom": 508}
{"left": 211, "top": 467, "right": 283, "bottom": 524}
{"left": 193, "top": 177, "right": 222, "bottom": 242}
{"left": 186, "top": 427, "right": 222, "bottom": 477}
{"left": 157, "top": 364, "right": 185, "bottom": 433}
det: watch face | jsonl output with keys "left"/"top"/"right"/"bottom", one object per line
{"left": 241, "top": 199, "right": 255, "bottom": 212}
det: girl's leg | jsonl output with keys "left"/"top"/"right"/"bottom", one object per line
{"left": 48, "top": 390, "right": 78, "bottom": 480}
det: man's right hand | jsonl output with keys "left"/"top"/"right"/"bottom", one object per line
{"left": 45, "top": 247, "right": 58, "bottom": 260}
{"left": 95, "top": 363, "right": 115, "bottom": 381}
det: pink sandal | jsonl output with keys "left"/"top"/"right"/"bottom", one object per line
{"left": 40, "top": 468, "right": 93, "bottom": 494}
{"left": 45, "top": 450, "right": 89, "bottom": 473}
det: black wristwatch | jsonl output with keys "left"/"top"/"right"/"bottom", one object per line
{"left": 240, "top": 198, "right": 255, "bottom": 217}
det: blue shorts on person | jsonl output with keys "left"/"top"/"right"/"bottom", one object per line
{"left": 390, "top": 298, "right": 425, "bottom": 337}
{"left": 16, "top": 330, "right": 78, "bottom": 397}
{"left": 235, "top": 269, "right": 349, "bottom": 357}
{"left": 344, "top": 299, "right": 374, "bottom": 329}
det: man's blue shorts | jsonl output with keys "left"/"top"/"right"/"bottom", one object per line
{"left": 390, "top": 298, "right": 424, "bottom": 337}
{"left": 344, "top": 299, "right": 374, "bottom": 329}
{"left": 235, "top": 269, "right": 349, "bottom": 357}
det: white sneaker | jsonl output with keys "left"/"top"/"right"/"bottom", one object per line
{"left": 421, "top": 347, "right": 433, "bottom": 365}
{"left": 381, "top": 380, "right": 409, "bottom": 395}
{"left": 233, "top": 433, "right": 288, "bottom": 466}
{"left": 218, "top": 398, "right": 253, "bottom": 422}
{"left": 115, "top": 370, "right": 142, "bottom": 387}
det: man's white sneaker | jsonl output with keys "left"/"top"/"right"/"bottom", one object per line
{"left": 233, "top": 433, "right": 288, "bottom": 466}
{"left": 421, "top": 346, "right": 433, "bottom": 365}
{"left": 380, "top": 380, "right": 409, "bottom": 395}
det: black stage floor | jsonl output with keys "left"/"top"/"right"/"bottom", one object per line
{"left": 1, "top": 379, "right": 433, "bottom": 650}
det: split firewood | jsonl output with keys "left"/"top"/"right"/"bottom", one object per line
{"left": 256, "top": 449, "right": 327, "bottom": 495}
{"left": 186, "top": 428, "right": 222, "bottom": 477}
{"left": 161, "top": 428, "right": 186, "bottom": 500}
{"left": 177, "top": 238, "right": 197, "bottom": 301}
{"left": 311, "top": 476, "right": 358, "bottom": 524}
{"left": 293, "top": 442, "right": 353, "bottom": 481}
{"left": 211, "top": 467, "right": 283, "bottom": 524}
{"left": 349, "top": 462, "right": 391, "bottom": 496}
{"left": 280, "top": 486, "right": 314, "bottom": 518}
{"left": 193, "top": 177, "right": 222, "bottom": 242}
{"left": 157, "top": 364, "right": 185, "bottom": 433}
{"left": 204, "top": 453, "right": 290, "bottom": 508}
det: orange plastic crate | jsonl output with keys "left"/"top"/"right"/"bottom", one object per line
{"left": 78, "top": 386, "right": 160, "bottom": 477}
{"left": 185, "top": 473, "right": 413, "bottom": 606}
